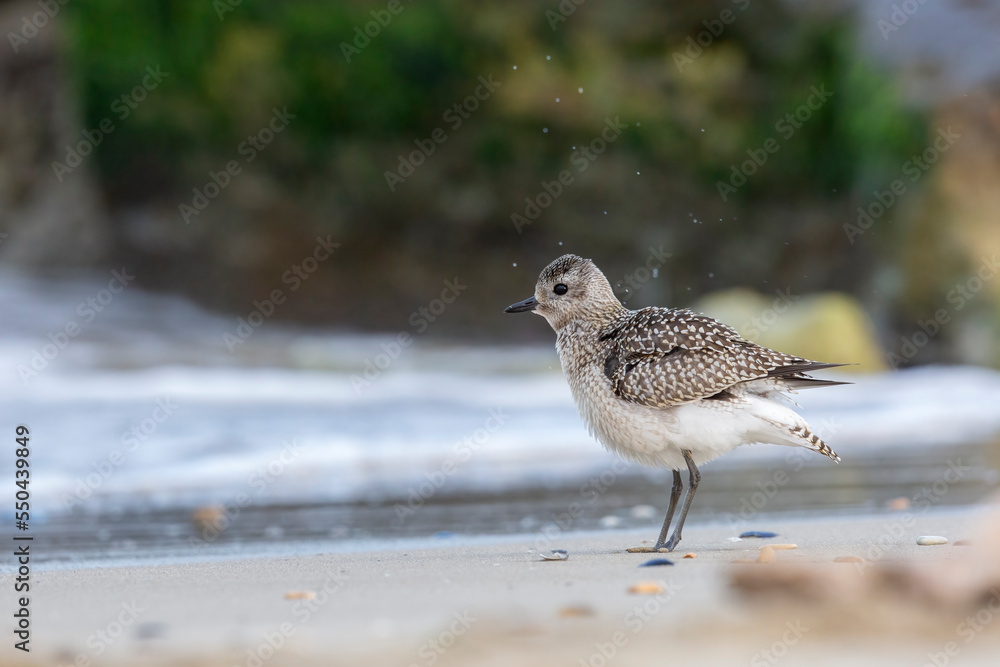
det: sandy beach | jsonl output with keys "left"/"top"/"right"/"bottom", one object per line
{"left": 12, "top": 505, "right": 1000, "bottom": 667}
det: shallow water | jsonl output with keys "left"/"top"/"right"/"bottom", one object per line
{"left": 2, "top": 273, "right": 999, "bottom": 569}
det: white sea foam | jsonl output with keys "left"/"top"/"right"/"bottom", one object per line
{"left": 4, "top": 273, "right": 1000, "bottom": 513}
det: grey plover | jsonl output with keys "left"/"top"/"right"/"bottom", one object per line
{"left": 505, "top": 254, "right": 846, "bottom": 552}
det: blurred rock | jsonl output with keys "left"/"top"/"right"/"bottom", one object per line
{"left": 695, "top": 289, "right": 885, "bottom": 371}
{"left": 887, "top": 496, "right": 912, "bottom": 511}
{"left": 731, "top": 494, "right": 1000, "bottom": 628}
{"left": 191, "top": 505, "right": 225, "bottom": 533}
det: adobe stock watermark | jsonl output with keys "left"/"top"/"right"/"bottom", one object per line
{"left": 51, "top": 66, "right": 169, "bottom": 182}
{"left": 724, "top": 418, "right": 840, "bottom": 533}
{"left": 857, "top": 458, "right": 970, "bottom": 570}
{"left": 17, "top": 268, "right": 134, "bottom": 384}
{"left": 612, "top": 246, "right": 672, "bottom": 301}
{"left": 393, "top": 409, "right": 509, "bottom": 523}
{"left": 877, "top": 0, "right": 931, "bottom": 41}
{"left": 407, "top": 611, "right": 477, "bottom": 667}
{"left": 60, "top": 399, "right": 179, "bottom": 511}
{"left": 384, "top": 74, "right": 501, "bottom": 191}
{"left": 534, "top": 458, "right": 631, "bottom": 553}
{"left": 742, "top": 288, "right": 799, "bottom": 338}
{"left": 672, "top": 0, "right": 751, "bottom": 72}
{"left": 546, "top": 0, "right": 587, "bottom": 30}
{"left": 844, "top": 126, "right": 961, "bottom": 244}
{"left": 213, "top": 0, "right": 244, "bottom": 21}
{"left": 512, "top": 116, "right": 629, "bottom": 233}
{"left": 351, "top": 277, "right": 467, "bottom": 393}
{"left": 921, "top": 589, "right": 1000, "bottom": 667}
{"left": 716, "top": 84, "right": 833, "bottom": 201}
{"left": 179, "top": 106, "right": 295, "bottom": 224}
{"left": 56, "top": 601, "right": 145, "bottom": 667}
{"left": 750, "top": 619, "right": 810, "bottom": 667}
{"left": 579, "top": 580, "right": 682, "bottom": 667}
{"left": 7, "top": 0, "right": 71, "bottom": 54}
{"left": 191, "top": 439, "right": 305, "bottom": 545}
{"left": 222, "top": 235, "right": 340, "bottom": 352}
{"left": 340, "top": 0, "right": 414, "bottom": 63}
{"left": 887, "top": 254, "right": 998, "bottom": 368}
{"left": 236, "top": 569, "right": 350, "bottom": 667}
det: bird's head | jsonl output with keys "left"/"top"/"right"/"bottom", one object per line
{"left": 504, "top": 254, "right": 624, "bottom": 331}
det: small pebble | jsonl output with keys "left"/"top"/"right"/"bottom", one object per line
{"left": 191, "top": 505, "right": 225, "bottom": 531}
{"left": 628, "top": 582, "right": 664, "bottom": 595}
{"left": 683, "top": 553, "right": 697, "bottom": 559}
{"left": 834, "top": 556, "right": 863, "bottom": 563}
{"left": 727, "top": 537, "right": 743, "bottom": 543}
{"left": 558, "top": 605, "right": 594, "bottom": 618}
{"left": 887, "top": 496, "right": 911, "bottom": 511}
{"left": 757, "top": 547, "right": 776, "bottom": 564}
{"left": 135, "top": 622, "right": 167, "bottom": 640}
{"left": 540, "top": 549, "right": 569, "bottom": 561}
{"left": 284, "top": 591, "right": 316, "bottom": 600}
{"left": 639, "top": 558, "right": 674, "bottom": 567}
{"left": 740, "top": 531, "right": 778, "bottom": 539}
{"left": 916, "top": 536, "right": 948, "bottom": 546}
{"left": 770, "top": 544, "right": 798, "bottom": 550}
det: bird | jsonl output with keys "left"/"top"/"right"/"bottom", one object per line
{"left": 504, "top": 254, "right": 847, "bottom": 552}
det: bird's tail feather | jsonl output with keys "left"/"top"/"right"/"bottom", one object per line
{"left": 787, "top": 424, "right": 841, "bottom": 462}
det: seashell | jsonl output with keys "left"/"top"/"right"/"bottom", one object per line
{"left": 916, "top": 536, "right": 947, "bottom": 546}
{"left": 540, "top": 549, "right": 569, "bottom": 561}
{"left": 639, "top": 558, "right": 674, "bottom": 567}
{"left": 739, "top": 530, "right": 778, "bottom": 539}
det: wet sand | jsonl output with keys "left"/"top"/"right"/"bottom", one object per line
{"left": 12, "top": 506, "right": 1000, "bottom": 667}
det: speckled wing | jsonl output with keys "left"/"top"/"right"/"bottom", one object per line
{"left": 601, "top": 307, "right": 809, "bottom": 408}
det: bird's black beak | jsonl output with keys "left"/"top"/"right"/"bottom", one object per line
{"left": 504, "top": 296, "right": 538, "bottom": 313}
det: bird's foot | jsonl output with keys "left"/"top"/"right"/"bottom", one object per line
{"left": 662, "top": 534, "right": 681, "bottom": 552}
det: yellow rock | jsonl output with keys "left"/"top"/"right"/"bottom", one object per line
{"left": 628, "top": 582, "right": 665, "bottom": 595}
{"left": 694, "top": 289, "right": 885, "bottom": 371}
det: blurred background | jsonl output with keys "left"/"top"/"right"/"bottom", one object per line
{"left": 2, "top": 0, "right": 1000, "bottom": 567}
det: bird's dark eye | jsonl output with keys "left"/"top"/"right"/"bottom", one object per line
{"left": 553, "top": 283, "right": 568, "bottom": 295}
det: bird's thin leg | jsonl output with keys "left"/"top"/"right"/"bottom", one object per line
{"left": 663, "top": 450, "right": 700, "bottom": 552}
{"left": 653, "top": 469, "right": 683, "bottom": 550}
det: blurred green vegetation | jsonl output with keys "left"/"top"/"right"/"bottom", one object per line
{"left": 62, "top": 0, "right": 974, "bottom": 355}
